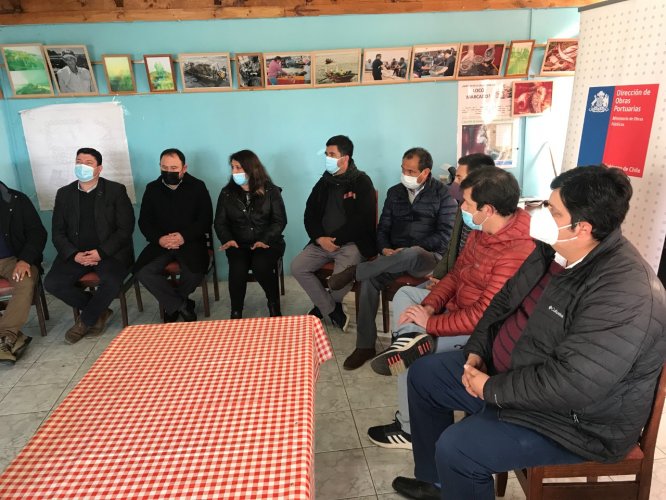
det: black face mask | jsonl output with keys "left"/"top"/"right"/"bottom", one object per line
{"left": 161, "top": 170, "right": 181, "bottom": 186}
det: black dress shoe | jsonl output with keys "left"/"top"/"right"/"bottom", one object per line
{"left": 268, "top": 301, "right": 281, "bottom": 317}
{"left": 392, "top": 476, "right": 440, "bottom": 499}
{"left": 186, "top": 298, "right": 195, "bottom": 313}
{"left": 343, "top": 347, "right": 376, "bottom": 370}
{"left": 230, "top": 310, "right": 242, "bottom": 319}
{"left": 328, "top": 265, "right": 357, "bottom": 291}
{"left": 308, "top": 306, "right": 323, "bottom": 319}
{"left": 178, "top": 302, "right": 197, "bottom": 322}
{"left": 164, "top": 310, "right": 179, "bottom": 323}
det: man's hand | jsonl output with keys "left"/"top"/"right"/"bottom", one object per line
{"left": 465, "top": 353, "right": 487, "bottom": 373}
{"left": 398, "top": 304, "right": 434, "bottom": 328}
{"left": 74, "top": 251, "right": 100, "bottom": 267}
{"left": 425, "top": 276, "right": 440, "bottom": 290}
{"left": 251, "top": 241, "right": 270, "bottom": 250}
{"left": 86, "top": 249, "right": 101, "bottom": 264}
{"left": 220, "top": 240, "right": 239, "bottom": 251}
{"left": 170, "top": 232, "right": 185, "bottom": 247}
{"left": 159, "top": 233, "right": 184, "bottom": 250}
{"left": 11, "top": 260, "right": 31, "bottom": 282}
{"left": 462, "top": 363, "right": 490, "bottom": 399}
{"left": 382, "top": 248, "right": 395, "bottom": 257}
{"left": 316, "top": 236, "right": 339, "bottom": 253}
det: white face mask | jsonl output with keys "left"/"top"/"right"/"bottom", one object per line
{"left": 401, "top": 173, "right": 421, "bottom": 190}
{"left": 529, "top": 207, "right": 576, "bottom": 245}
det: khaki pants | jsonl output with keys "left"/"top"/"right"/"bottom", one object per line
{"left": 0, "top": 257, "right": 37, "bottom": 343}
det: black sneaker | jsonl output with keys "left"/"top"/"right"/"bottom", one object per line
{"left": 329, "top": 303, "right": 349, "bottom": 332}
{"left": 308, "top": 306, "right": 323, "bottom": 319}
{"left": 368, "top": 412, "right": 412, "bottom": 449}
{"left": 370, "top": 333, "right": 434, "bottom": 376}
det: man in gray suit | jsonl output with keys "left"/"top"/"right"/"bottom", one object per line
{"left": 45, "top": 147, "right": 135, "bottom": 344}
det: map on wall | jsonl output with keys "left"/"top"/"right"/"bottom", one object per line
{"left": 20, "top": 102, "right": 136, "bottom": 210}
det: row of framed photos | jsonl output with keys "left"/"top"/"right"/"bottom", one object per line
{"left": 0, "top": 39, "right": 577, "bottom": 98}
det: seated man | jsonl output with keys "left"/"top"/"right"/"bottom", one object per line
{"left": 328, "top": 147, "right": 457, "bottom": 370}
{"left": 0, "top": 181, "right": 47, "bottom": 363}
{"left": 392, "top": 165, "right": 666, "bottom": 500}
{"left": 135, "top": 148, "right": 213, "bottom": 322}
{"left": 367, "top": 166, "right": 535, "bottom": 450}
{"left": 291, "top": 135, "right": 377, "bottom": 330}
{"left": 45, "top": 147, "right": 135, "bottom": 344}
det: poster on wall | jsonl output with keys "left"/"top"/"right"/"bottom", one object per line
{"left": 20, "top": 102, "right": 136, "bottom": 210}
{"left": 577, "top": 84, "right": 659, "bottom": 177}
{"left": 457, "top": 80, "right": 518, "bottom": 167}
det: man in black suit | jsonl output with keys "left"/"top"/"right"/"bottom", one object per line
{"left": 45, "top": 147, "right": 135, "bottom": 344}
{"left": 135, "top": 148, "right": 213, "bottom": 323}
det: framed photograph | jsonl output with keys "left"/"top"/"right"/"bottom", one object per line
{"left": 411, "top": 44, "right": 458, "bottom": 81}
{"left": 361, "top": 47, "right": 411, "bottom": 84}
{"left": 505, "top": 40, "right": 535, "bottom": 77}
{"left": 236, "top": 53, "right": 265, "bottom": 90}
{"left": 461, "top": 122, "right": 515, "bottom": 168}
{"left": 144, "top": 54, "right": 177, "bottom": 93}
{"left": 313, "top": 49, "right": 361, "bottom": 88}
{"left": 179, "top": 52, "right": 231, "bottom": 92}
{"left": 263, "top": 52, "right": 312, "bottom": 89}
{"left": 456, "top": 42, "right": 506, "bottom": 80}
{"left": 0, "top": 44, "right": 54, "bottom": 97}
{"left": 44, "top": 45, "right": 98, "bottom": 95}
{"left": 540, "top": 39, "right": 578, "bottom": 76}
{"left": 101, "top": 54, "right": 136, "bottom": 94}
{"left": 512, "top": 80, "right": 554, "bottom": 116}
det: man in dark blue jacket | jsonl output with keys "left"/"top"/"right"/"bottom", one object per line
{"left": 329, "top": 147, "right": 457, "bottom": 369}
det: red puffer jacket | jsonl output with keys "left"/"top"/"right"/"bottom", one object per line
{"left": 422, "top": 208, "right": 535, "bottom": 336}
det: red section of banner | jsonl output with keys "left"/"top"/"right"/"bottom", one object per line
{"left": 602, "top": 84, "right": 659, "bottom": 177}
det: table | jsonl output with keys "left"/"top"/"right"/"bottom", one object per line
{"left": 0, "top": 315, "right": 332, "bottom": 499}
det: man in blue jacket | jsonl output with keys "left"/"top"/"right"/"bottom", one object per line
{"left": 329, "top": 147, "right": 457, "bottom": 369}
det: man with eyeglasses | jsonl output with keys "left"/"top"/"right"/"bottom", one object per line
{"left": 391, "top": 165, "right": 666, "bottom": 500}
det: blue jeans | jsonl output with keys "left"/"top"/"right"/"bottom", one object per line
{"left": 408, "top": 350, "right": 584, "bottom": 500}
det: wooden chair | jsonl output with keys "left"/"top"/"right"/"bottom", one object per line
{"left": 72, "top": 272, "right": 143, "bottom": 328}
{"left": 496, "top": 363, "right": 666, "bottom": 500}
{"left": 159, "top": 231, "right": 220, "bottom": 319}
{"left": 0, "top": 272, "right": 49, "bottom": 336}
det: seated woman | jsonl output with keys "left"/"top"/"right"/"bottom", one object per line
{"left": 214, "top": 150, "right": 287, "bottom": 319}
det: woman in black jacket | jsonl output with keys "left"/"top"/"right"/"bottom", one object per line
{"left": 214, "top": 150, "right": 287, "bottom": 319}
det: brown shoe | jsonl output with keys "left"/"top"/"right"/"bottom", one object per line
{"left": 0, "top": 338, "right": 16, "bottom": 364}
{"left": 65, "top": 319, "right": 90, "bottom": 344}
{"left": 87, "top": 309, "right": 113, "bottom": 338}
{"left": 328, "top": 265, "right": 357, "bottom": 291}
{"left": 343, "top": 347, "right": 376, "bottom": 370}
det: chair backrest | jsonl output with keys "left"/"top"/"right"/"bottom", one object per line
{"left": 638, "top": 363, "right": 666, "bottom": 458}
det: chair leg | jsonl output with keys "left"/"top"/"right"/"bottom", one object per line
{"left": 381, "top": 290, "right": 390, "bottom": 333}
{"left": 40, "top": 284, "right": 50, "bottom": 320}
{"left": 280, "top": 268, "right": 285, "bottom": 296}
{"left": 202, "top": 278, "right": 211, "bottom": 317}
{"left": 34, "top": 293, "right": 48, "bottom": 337}
{"left": 495, "top": 471, "right": 508, "bottom": 497}
{"left": 133, "top": 279, "right": 144, "bottom": 312}
{"left": 526, "top": 467, "right": 545, "bottom": 499}
{"left": 213, "top": 275, "right": 220, "bottom": 301}
{"left": 119, "top": 290, "right": 129, "bottom": 327}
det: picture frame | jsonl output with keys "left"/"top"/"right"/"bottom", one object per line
{"left": 505, "top": 40, "right": 535, "bottom": 77}
{"left": 44, "top": 44, "right": 98, "bottom": 96}
{"left": 1, "top": 44, "right": 55, "bottom": 97}
{"left": 512, "top": 80, "right": 554, "bottom": 116}
{"left": 144, "top": 54, "right": 177, "bottom": 93}
{"left": 410, "top": 44, "right": 459, "bottom": 81}
{"left": 235, "top": 52, "right": 265, "bottom": 90}
{"left": 460, "top": 121, "right": 515, "bottom": 168}
{"left": 361, "top": 47, "right": 412, "bottom": 85}
{"left": 263, "top": 52, "right": 312, "bottom": 89}
{"left": 179, "top": 52, "right": 232, "bottom": 92}
{"left": 313, "top": 49, "right": 361, "bottom": 88}
{"left": 540, "top": 39, "right": 578, "bottom": 76}
{"left": 101, "top": 54, "right": 136, "bottom": 94}
{"left": 456, "top": 42, "right": 506, "bottom": 80}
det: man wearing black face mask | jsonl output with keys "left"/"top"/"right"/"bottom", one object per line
{"left": 135, "top": 148, "right": 213, "bottom": 322}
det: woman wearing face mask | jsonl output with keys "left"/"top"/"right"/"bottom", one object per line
{"left": 214, "top": 150, "right": 287, "bottom": 319}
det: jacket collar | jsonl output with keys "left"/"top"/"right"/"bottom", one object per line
{"left": 537, "top": 227, "right": 624, "bottom": 272}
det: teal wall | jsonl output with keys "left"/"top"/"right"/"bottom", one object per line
{"left": 0, "top": 9, "right": 579, "bottom": 274}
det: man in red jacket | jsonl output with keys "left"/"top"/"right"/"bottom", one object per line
{"left": 367, "top": 166, "right": 535, "bottom": 450}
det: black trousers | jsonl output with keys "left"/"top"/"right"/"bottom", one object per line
{"left": 136, "top": 251, "right": 204, "bottom": 314}
{"left": 226, "top": 246, "right": 281, "bottom": 311}
{"left": 45, "top": 257, "right": 127, "bottom": 327}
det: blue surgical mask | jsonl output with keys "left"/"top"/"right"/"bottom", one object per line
{"left": 324, "top": 155, "right": 340, "bottom": 175}
{"left": 75, "top": 163, "right": 95, "bottom": 182}
{"left": 461, "top": 209, "right": 487, "bottom": 231}
{"left": 233, "top": 172, "right": 248, "bottom": 186}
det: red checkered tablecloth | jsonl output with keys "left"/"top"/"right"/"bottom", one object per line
{"left": 0, "top": 315, "right": 333, "bottom": 499}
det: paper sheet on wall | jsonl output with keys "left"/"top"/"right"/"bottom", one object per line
{"left": 20, "top": 102, "right": 135, "bottom": 210}
{"left": 457, "top": 80, "right": 519, "bottom": 168}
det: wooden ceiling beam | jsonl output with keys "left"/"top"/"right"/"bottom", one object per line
{"left": 0, "top": 0, "right": 604, "bottom": 25}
